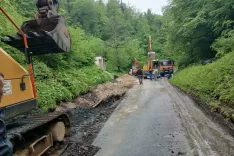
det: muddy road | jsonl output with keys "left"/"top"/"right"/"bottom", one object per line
{"left": 47, "top": 78, "right": 234, "bottom": 156}
{"left": 92, "top": 79, "right": 234, "bottom": 156}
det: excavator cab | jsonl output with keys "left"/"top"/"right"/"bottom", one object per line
{"left": 1, "top": 0, "right": 71, "bottom": 55}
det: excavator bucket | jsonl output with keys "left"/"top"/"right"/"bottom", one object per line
{"left": 1, "top": 15, "right": 71, "bottom": 55}
{"left": 1, "top": 0, "right": 71, "bottom": 55}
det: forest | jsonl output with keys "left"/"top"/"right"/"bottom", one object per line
{"left": 14, "top": 0, "right": 167, "bottom": 70}
{"left": 1, "top": 0, "right": 234, "bottom": 113}
{"left": 163, "top": 0, "right": 234, "bottom": 68}
{"left": 1, "top": 0, "right": 165, "bottom": 110}
{"left": 166, "top": 0, "right": 234, "bottom": 119}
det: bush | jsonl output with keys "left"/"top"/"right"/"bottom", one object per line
{"left": 35, "top": 65, "right": 112, "bottom": 111}
{"left": 171, "top": 51, "right": 234, "bottom": 118}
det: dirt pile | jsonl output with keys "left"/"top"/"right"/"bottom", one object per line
{"left": 56, "top": 75, "right": 136, "bottom": 111}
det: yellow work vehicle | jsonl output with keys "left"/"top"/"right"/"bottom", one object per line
{"left": 143, "top": 36, "right": 156, "bottom": 78}
{"left": 0, "top": 0, "right": 71, "bottom": 155}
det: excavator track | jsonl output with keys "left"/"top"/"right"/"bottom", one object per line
{"left": 7, "top": 111, "right": 70, "bottom": 140}
{"left": 7, "top": 111, "right": 70, "bottom": 155}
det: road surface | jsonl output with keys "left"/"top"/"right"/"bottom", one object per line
{"left": 93, "top": 79, "right": 234, "bottom": 156}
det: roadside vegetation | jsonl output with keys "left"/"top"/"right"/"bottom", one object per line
{"left": 171, "top": 52, "right": 234, "bottom": 119}
{"left": 162, "top": 0, "right": 234, "bottom": 68}
{"left": 2, "top": 0, "right": 234, "bottom": 116}
{"left": 1, "top": 0, "right": 164, "bottom": 110}
{"left": 1, "top": 0, "right": 113, "bottom": 110}
{"left": 166, "top": 0, "right": 234, "bottom": 119}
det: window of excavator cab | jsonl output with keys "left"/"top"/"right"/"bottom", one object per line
{"left": 160, "top": 61, "right": 172, "bottom": 66}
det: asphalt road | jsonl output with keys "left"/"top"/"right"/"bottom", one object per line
{"left": 93, "top": 79, "right": 234, "bottom": 156}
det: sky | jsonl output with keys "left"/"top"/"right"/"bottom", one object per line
{"left": 122, "top": 0, "right": 169, "bottom": 15}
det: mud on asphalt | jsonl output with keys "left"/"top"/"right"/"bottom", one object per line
{"left": 45, "top": 97, "right": 123, "bottom": 156}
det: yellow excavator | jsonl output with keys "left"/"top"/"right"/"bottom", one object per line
{"left": 0, "top": 0, "right": 71, "bottom": 155}
{"left": 143, "top": 36, "right": 156, "bottom": 78}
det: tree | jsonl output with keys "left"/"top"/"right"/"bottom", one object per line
{"left": 104, "top": 0, "right": 127, "bottom": 71}
{"left": 161, "top": 0, "right": 234, "bottom": 67}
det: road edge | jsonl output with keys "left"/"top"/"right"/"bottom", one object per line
{"left": 170, "top": 83, "right": 234, "bottom": 138}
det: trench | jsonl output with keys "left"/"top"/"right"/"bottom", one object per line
{"left": 44, "top": 95, "right": 125, "bottom": 156}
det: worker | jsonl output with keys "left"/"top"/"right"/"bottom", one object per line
{"left": 0, "top": 73, "right": 13, "bottom": 156}
{"left": 155, "top": 59, "right": 159, "bottom": 69}
{"left": 136, "top": 68, "right": 143, "bottom": 85}
{"left": 158, "top": 64, "right": 162, "bottom": 79}
{"left": 149, "top": 68, "right": 153, "bottom": 81}
{"left": 153, "top": 68, "right": 159, "bottom": 81}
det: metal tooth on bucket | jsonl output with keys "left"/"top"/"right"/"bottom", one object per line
{"left": 27, "top": 31, "right": 40, "bottom": 37}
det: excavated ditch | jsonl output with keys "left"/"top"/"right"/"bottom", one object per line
{"left": 45, "top": 96, "right": 123, "bottom": 156}
{"left": 7, "top": 75, "right": 136, "bottom": 155}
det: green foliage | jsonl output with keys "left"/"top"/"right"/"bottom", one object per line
{"left": 36, "top": 80, "right": 73, "bottom": 110}
{"left": 34, "top": 64, "right": 112, "bottom": 110}
{"left": 1, "top": 1, "right": 112, "bottom": 111}
{"left": 171, "top": 51, "right": 234, "bottom": 118}
{"left": 10, "top": 0, "right": 234, "bottom": 71}
{"left": 164, "top": 0, "right": 234, "bottom": 118}
{"left": 212, "top": 30, "right": 234, "bottom": 57}
{"left": 57, "top": 0, "right": 167, "bottom": 72}
{"left": 14, "top": 0, "right": 36, "bottom": 18}
{"left": 35, "top": 64, "right": 113, "bottom": 110}
{"left": 0, "top": 1, "right": 28, "bottom": 65}
{"left": 162, "top": 0, "right": 234, "bottom": 67}
{"left": 3, "top": 0, "right": 234, "bottom": 114}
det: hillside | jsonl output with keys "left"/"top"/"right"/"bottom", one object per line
{"left": 163, "top": 0, "right": 234, "bottom": 121}
{"left": 3, "top": 0, "right": 234, "bottom": 113}
{"left": 171, "top": 52, "right": 234, "bottom": 119}
{"left": 1, "top": 0, "right": 112, "bottom": 110}
{"left": 1, "top": 0, "right": 167, "bottom": 110}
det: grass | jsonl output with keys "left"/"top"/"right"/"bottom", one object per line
{"left": 170, "top": 51, "right": 234, "bottom": 119}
